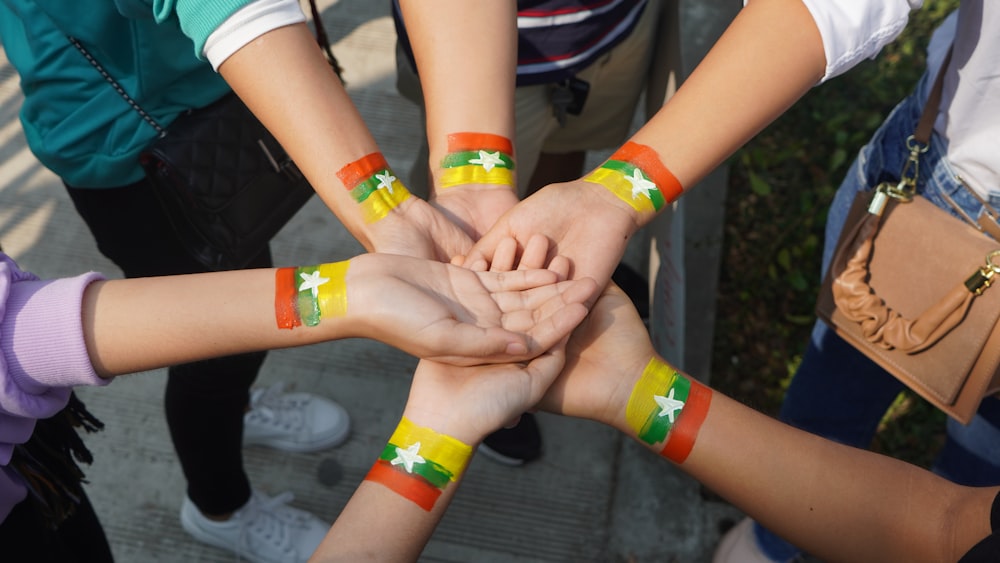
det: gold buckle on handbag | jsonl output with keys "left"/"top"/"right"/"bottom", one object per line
{"left": 965, "top": 250, "right": 1000, "bottom": 295}
{"left": 868, "top": 135, "right": 928, "bottom": 216}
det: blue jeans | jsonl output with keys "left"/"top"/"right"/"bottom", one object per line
{"left": 753, "top": 71, "right": 1000, "bottom": 561}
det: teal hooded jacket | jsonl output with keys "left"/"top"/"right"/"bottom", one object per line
{"left": 0, "top": 0, "right": 252, "bottom": 186}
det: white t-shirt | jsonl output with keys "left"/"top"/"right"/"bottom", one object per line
{"left": 802, "top": 0, "right": 998, "bottom": 198}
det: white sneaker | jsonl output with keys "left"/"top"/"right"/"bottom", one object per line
{"left": 180, "top": 491, "right": 328, "bottom": 563}
{"left": 714, "top": 517, "right": 787, "bottom": 563}
{"left": 243, "top": 382, "right": 351, "bottom": 452}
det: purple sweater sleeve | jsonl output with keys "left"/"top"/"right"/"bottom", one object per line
{"left": 0, "top": 254, "right": 107, "bottom": 523}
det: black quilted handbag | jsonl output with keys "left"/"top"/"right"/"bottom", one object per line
{"left": 138, "top": 93, "right": 314, "bottom": 270}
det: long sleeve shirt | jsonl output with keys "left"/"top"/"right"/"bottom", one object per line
{"left": 0, "top": 254, "right": 107, "bottom": 523}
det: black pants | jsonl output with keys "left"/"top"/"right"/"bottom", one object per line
{"left": 0, "top": 491, "right": 113, "bottom": 563}
{"left": 65, "top": 178, "right": 271, "bottom": 516}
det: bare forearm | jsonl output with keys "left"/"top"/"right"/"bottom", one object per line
{"left": 399, "top": 0, "right": 518, "bottom": 163}
{"left": 218, "top": 24, "right": 387, "bottom": 250}
{"left": 81, "top": 268, "right": 351, "bottom": 377}
{"left": 627, "top": 0, "right": 825, "bottom": 224}
{"left": 684, "top": 391, "right": 991, "bottom": 562}
{"left": 311, "top": 467, "right": 457, "bottom": 562}
{"left": 313, "top": 400, "right": 477, "bottom": 562}
{"left": 601, "top": 358, "right": 992, "bottom": 562}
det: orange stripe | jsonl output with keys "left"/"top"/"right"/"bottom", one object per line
{"left": 337, "top": 153, "right": 389, "bottom": 190}
{"left": 274, "top": 268, "right": 302, "bottom": 329}
{"left": 364, "top": 460, "right": 442, "bottom": 511}
{"left": 659, "top": 379, "right": 712, "bottom": 464}
{"left": 611, "top": 142, "right": 683, "bottom": 203}
{"left": 446, "top": 132, "right": 513, "bottom": 154}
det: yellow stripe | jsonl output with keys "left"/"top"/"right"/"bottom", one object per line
{"left": 625, "top": 357, "right": 678, "bottom": 436}
{"left": 583, "top": 167, "right": 657, "bottom": 214}
{"left": 360, "top": 180, "right": 411, "bottom": 222}
{"left": 315, "top": 260, "right": 350, "bottom": 318}
{"left": 439, "top": 165, "right": 515, "bottom": 189}
{"left": 390, "top": 417, "right": 472, "bottom": 481}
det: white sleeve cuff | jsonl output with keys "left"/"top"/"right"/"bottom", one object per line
{"left": 801, "top": 0, "right": 923, "bottom": 83}
{"left": 203, "top": 0, "right": 307, "bottom": 71}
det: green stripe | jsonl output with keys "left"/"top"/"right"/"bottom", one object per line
{"left": 379, "top": 444, "right": 454, "bottom": 488}
{"left": 637, "top": 375, "right": 692, "bottom": 445}
{"left": 601, "top": 160, "right": 667, "bottom": 211}
{"left": 293, "top": 267, "right": 321, "bottom": 326}
{"left": 441, "top": 150, "right": 514, "bottom": 169}
{"left": 601, "top": 159, "right": 637, "bottom": 176}
{"left": 350, "top": 177, "right": 381, "bottom": 203}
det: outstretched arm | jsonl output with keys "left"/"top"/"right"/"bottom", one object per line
{"left": 81, "top": 251, "right": 595, "bottom": 376}
{"left": 397, "top": 0, "right": 521, "bottom": 240}
{"left": 468, "top": 0, "right": 828, "bottom": 283}
{"left": 194, "top": 4, "right": 473, "bottom": 261}
{"left": 539, "top": 285, "right": 995, "bottom": 563}
{"left": 310, "top": 343, "right": 569, "bottom": 562}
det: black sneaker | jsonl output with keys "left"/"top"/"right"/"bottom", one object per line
{"left": 479, "top": 413, "right": 542, "bottom": 466}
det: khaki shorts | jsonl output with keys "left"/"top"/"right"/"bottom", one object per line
{"left": 396, "top": 0, "right": 661, "bottom": 196}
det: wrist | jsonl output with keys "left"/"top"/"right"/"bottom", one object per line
{"left": 432, "top": 133, "right": 516, "bottom": 191}
{"left": 401, "top": 403, "right": 484, "bottom": 447}
{"left": 365, "top": 414, "right": 474, "bottom": 512}
{"left": 431, "top": 186, "right": 519, "bottom": 239}
{"left": 622, "top": 356, "right": 713, "bottom": 464}
{"left": 335, "top": 152, "right": 413, "bottom": 251}
{"left": 273, "top": 259, "right": 351, "bottom": 331}
{"left": 364, "top": 196, "right": 426, "bottom": 253}
{"left": 580, "top": 141, "right": 684, "bottom": 231}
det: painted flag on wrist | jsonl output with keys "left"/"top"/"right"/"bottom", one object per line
{"left": 439, "top": 132, "right": 515, "bottom": 189}
{"left": 337, "top": 152, "right": 411, "bottom": 222}
{"left": 274, "top": 260, "right": 349, "bottom": 329}
{"left": 364, "top": 417, "right": 472, "bottom": 511}
{"left": 583, "top": 141, "right": 682, "bottom": 213}
{"left": 626, "top": 357, "right": 688, "bottom": 445}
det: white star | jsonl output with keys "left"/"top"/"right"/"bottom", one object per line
{"left": 375, "top": 171, "right": 397, "bottom": 194}
{"left": 469, "top": 150, "right": 506, "bottom": 172}
{"left": 391, "top": 442, "right": 426, "bottom": 473}
{"left": 298, "top": 270, "right": 330, "bottom": 298}
{"left": 654, "top": 388, "right": 685, "bottom": 424}
{"left": 624, "top": 168, "right": 657, "bottom": 201}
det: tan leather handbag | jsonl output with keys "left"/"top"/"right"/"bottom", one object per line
{"left": 816, "top": 52, "right": 1000, "bottom": 424}
{"left": 816, "top": 191, "right": 1000, "bottom": 424}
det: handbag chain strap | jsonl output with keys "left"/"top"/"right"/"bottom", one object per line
{"left": 869, "top": 48, "right": 1000, "bottom": 242}
{"left": 67, "top": 0, "right": 341, "bottom": 138}
{"left": 67, "top": 36, "right": 167, "bottom": 137}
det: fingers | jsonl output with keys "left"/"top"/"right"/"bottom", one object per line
{"left": 462, "top": 230, "right": 503, "bottom": 272}
{"left": 475, "top": 267, "right": 560, "bottom": 292}
{"left": 465, "top": 234, "right": 554, "bottom": 273}
{"left": 499, "top": 279, "right": 594, "bottom": 354}
{"left": 421, "top": 323, "right": 532, "bottom": 365}
{"left": 425, "top": 279, "right": 596, "bottom": 364}
{"left": 546, "top": 255, "right": 571, "bottom": 280}
{"left": 518, "top": 234, "right": 550, "bottom": 271}
{"left": 489, "top": 237, "right": 519, "bottom": 272}
{"left": 461, "top": 248, "right": 490, "bottom": 271}
{"left": 523, "top": 335, "right": 569, "bottom": 398}
{"left": 491, "top": 277, "right": 599, "bottom": 315}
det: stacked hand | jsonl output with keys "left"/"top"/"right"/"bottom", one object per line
{"left": 349, "top": 250, "right": 595, "bottom": 366}
{"left": 463, "top": 179, "right": 640, "bottom": 286}
{"left": 430, "top": 183, "right": 520, "bottom": 241}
